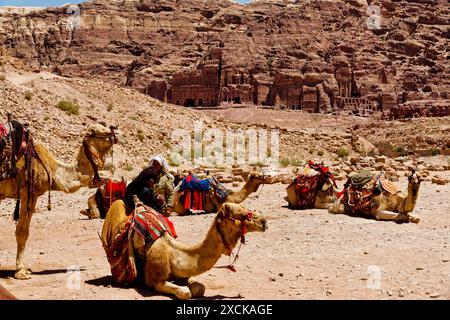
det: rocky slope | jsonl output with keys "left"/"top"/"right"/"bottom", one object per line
{"left": 0, "top": 0, "right": 448, "bottom": 111}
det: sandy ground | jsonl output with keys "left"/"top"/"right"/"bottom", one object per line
{"left": 0, "top": 172, "right": 449, "bottom": 300}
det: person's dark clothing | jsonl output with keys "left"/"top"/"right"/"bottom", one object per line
{"left": 124, "top": 166, "right": 159, "bottom": 210}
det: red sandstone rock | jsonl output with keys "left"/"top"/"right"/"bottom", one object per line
{"left": 0, "top": 0, "right": 448, "bottom": 114}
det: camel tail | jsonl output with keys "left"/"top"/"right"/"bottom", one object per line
{"left": 13, "top": 199, "right": 20, "bottom": 221}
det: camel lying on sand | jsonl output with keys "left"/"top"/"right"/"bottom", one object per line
{"left": 0, "top": 123, "right": 124, "bottom": 279}
{"left": 101, "top": 200, "right": 267, "bottom": 300}
{"left": 284, "top": 166, "right": 339, "bottom": 210}
{"left": 174, "top": 171, "right": 280, "bottom": 215}
{"left": 329, "top": 171, "right": 421, "bottom": 223}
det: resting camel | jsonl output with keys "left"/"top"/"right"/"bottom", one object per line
{"left": 285, "top": 172, "right": 339, "bottom": 210}
{"left": 329, "top": 171, "right": 421, "bottom": 223}
{"left": 101, "top": 200, "right": 267, "bottom": 299}
{"left": 0, "top": 123, "right": 123, "bottom": 279}
{"left": 174, "top": 171, "right": 280, "bottom": 215}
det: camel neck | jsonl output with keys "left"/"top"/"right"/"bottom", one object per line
{"left": 402, "top": 184, "right": 419, "bottom": 213}
{"left": 172, "top": 218, "right": 242, "bottom": 278}
{"left": 226, "top": 179, "right": 260, "bottom": 203}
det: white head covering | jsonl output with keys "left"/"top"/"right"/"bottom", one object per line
{"left": 149, "top": 155, "right": 170, "bottom": 173}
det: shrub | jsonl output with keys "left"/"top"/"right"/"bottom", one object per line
{"left": 290, "top": 158, "right": 302, "bottom": 166}
{"left": 392, "top": 146, "right": 407, "bottom": 156}
{"left": 317, "top": 150, "right": 324, "bottom": 156}
{"left": 0, "top": 74, "right": 5, "bottom": 81}
{"left": 124, "top": 163, "right": 134, "bottom": 171}
{"left": 137, "top": 130, "right": 145, "bottom": 142}
{"left": 280, "top": 158, "right": 290, "bottom": 167}
{"left": 24, "top": 92, "right": 33, "bottom": 101}
{"left": 56, "top": 99, "right": 80, "bottom": 115}
{"left": 107, "top": 103, "right": 113, "bottom": 112}
{"left": 337, "top": 148, "right": 349, "bottom": 158}
{"left": 431, "top": 148, "right": 440, "bottom": 156}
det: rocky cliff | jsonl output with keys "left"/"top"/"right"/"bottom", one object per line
{"left": 0, "top": 0, "right": 448, "bottom": 113}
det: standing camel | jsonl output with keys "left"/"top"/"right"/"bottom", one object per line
{"left": 329, "top": 171, "right": 421, "bottom": 223}
{"left": 0, "top": 123, "right": 123, "bottom": 279}
{"left": 174, "top": 171, "right": 280, "bottom": 215}
{"left": 101, "top": 200, "right": 268, "bottom": 300}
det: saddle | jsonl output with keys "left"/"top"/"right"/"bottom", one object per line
{"left": 101, "top": 203, "right": 177, "bottom": 285}
{"left": 0, "top": 121, "right": 27, "bottom": 181}
{"left": 177, "top": 174, "right": 230, "bottom": 212}
{"left": 95, "top": 178, "right": 127, "bottom": 219}
{"left": 341, "top": 171, "right": 398, "bottom": 215}
{"left": 289, "top": 163, "right": 336, "bottom": 209}
{"left": 0, "top": 119, "right": 51, "bottom": 219}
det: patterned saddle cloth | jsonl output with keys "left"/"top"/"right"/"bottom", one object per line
{"left": 342, "top": 172, "right": 400, "bottom": 214}
{"left": 290, "top": 165, "right": 334, "bottom": 209}
{"left": 102, "top": 204, "right": 177, "bottom": 285}
{"left": 177, "top": 174, "right": 229, "bottom": 211}
{"left": 0, "top": 121, "right": 27, "bottom": 181}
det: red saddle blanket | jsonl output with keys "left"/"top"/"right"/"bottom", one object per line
{"left": 103, "top": 204, "right": 177, "bottom": 285}
{"left": 95, "top": 179, "right": 127, "bottom": 218}
{"left": 131, "top": 204, "right": 177, "bottom": 245}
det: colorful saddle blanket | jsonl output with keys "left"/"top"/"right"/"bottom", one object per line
{"left": 292, "top": 166, "right": 321, "bottom": 209}
{"left": 103, "top": 204, "right": 177, "bottom": 285}
{"left": 290, "top": 165, "right": 335, "bottom": 209}
{"left": 178, "top": 174, "right": 230, "bottom": 211}
{"left": 342, "top": 172, "right": 399, "bottom": 215}
{"left": 95, "top": 178, "right": 127, "bottom": 219}
{"left": 0, "top": 121, "right": 27, "bottom": 182}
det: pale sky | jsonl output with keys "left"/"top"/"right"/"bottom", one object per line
{"left": 0, "top": 0, "right": 252, "bottom": 7}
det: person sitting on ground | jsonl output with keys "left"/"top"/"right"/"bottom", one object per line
{"left": 124, "top": 155, "right": 175, "bottom": 216}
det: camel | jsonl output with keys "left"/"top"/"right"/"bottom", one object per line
{"left": 0, "top": 123, "right": 124, "bottom": 279}
{"left": 285, "top": 172, "right": 339, "bottom": 210}
{"left": 101, "top": 199, "right": 268, "bottom": 300}
{"left": 174, "top": 171, "right": 280, "bottom": 215}
{"left": 329, "top": 171, "right": 421, "bottom": 223}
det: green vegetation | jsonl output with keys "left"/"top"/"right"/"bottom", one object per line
{"left": 280, "top": 158, "right": 290, "bottom": 167}
{"left": 337, "top": 148, "right": 349, "bottom": 158}
{"left": 56, "top": 99, "right": 80, "bottom": 115}
{"left": 137, "top": 129, "right": 145, "bottom": 143}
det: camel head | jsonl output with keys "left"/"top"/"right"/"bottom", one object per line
{"left": 80, "top": 124, "right": 126, "bottom": 185}
{"left": 247, "top": 171, "right": 279, "bottom": 185}
{"left": 408, "top": 170, "right": 421, "bottom": 197}
{"left": 217, "top": 203, "right": 268, "bottom": 235}
{"left": 84, "top": 124, "right": 126, "bottom": 150}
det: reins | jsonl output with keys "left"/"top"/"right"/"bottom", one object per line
{"left": 216, "top": 211, "right": 253, "bottom": 272}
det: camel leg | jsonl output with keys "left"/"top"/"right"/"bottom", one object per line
{"left": 15, "top": 192, "right": 37, "bottom": 280}
{"left": 328, "top": 199, "right": 345, "bottom": 214}
{"left": 407, "top": 213, "right": 420, "bottom": 223}
{"left": 375, "top": 210, "right": 408, "bottom": 223}
{"left": 154, "top": 281, "right": 192, "bottom": 300}
{"left": 80, "top": 196, "right": 100, "bottom": 219}
{"left": 187, "top": 277, "right": 205, "bottom": 298}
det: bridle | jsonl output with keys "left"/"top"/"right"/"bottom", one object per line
{"left": 83, "top": 126, "right": 118, "bottom": 185}
{"left": 216, "top": 210, "right": 254, "bottom": 272}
